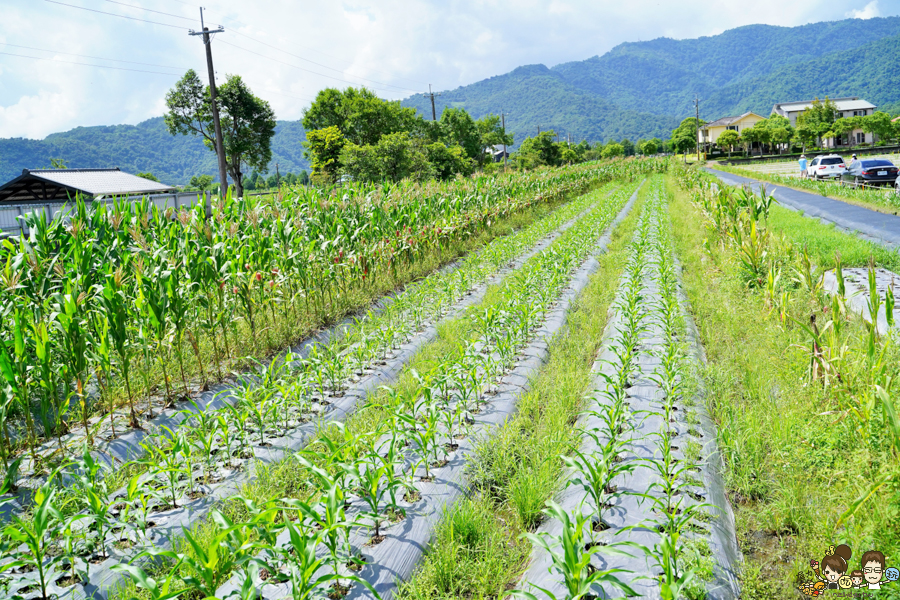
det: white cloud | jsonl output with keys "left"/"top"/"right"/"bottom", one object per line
{"left": 1, "top": 0, "right": 897, "bottom": 139}
{"left": 847, "top": 1, "right": 881, "bottom": 18}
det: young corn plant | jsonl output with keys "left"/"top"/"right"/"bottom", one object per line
{"left": 513, "top": 501, "right": 637, "bottom": 600}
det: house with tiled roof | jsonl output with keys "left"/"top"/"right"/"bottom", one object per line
{"left": 772, "top": 97, "right": 876, "bottom": 146}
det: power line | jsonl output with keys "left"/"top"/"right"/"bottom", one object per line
{"left": 0, "top": 42, "right": 189, "bottom": 71}
{"left": 226, "top": 30, "right": 423, "bottom": 94}
{"left": 44, "top": 0, "right": 187, "bottom": 29}
{"left": 102, "top": 0, "right": 206, "bottom": 23}
{"left": 0, "top": 50, "right": 182, "bottom": 76}
{"left": 217, "top": 39, "right": 422, "bottom": 95}
{"left": 201, "top": 10, "right": 430, "bottom": 88}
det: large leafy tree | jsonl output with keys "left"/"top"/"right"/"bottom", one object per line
{"left": 796, "top": 97, "right": 838, "bottom": 147}
{"left": 670, "top": 117, "right": 702, "bottom": 158}
{"left": 165, "top": 70, "right": 276, "bottom": 198}
{"left": 440, "top": 107, "right": 481, "bottom": 161}
{"left": 304, "top": 126, "right": 346, "bottom": 183}
{"left": 302, "top": 87, "right": 420, "bottom": 147}
{"left": 340, "top": 132, "right": 431, "bottom": 183}
{"left": 516, "top": 131, "right": 561, "bottom": 168}
{"left": 475, "top": 114, "right": 513, "bottom": 166}
{"left": 861, "top": 111, "right": 897, "bottom": 144}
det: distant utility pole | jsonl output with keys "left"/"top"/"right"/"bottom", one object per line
{"left": 427, "top": 84, "right": 442, "bottom": 121}
{"left": 189, "top": 8, "right": 227, "bottom": 215}
{"left": 695, "top": 95, "right": 701, "bottom": 163}
{"left": 501, "top": 111, "right": 509, "bottom": 172}
{"left": 537, "top": 125, "right": 541, "bottom": 135}
{"left": 555, "top": 132, "right": 560, "bottom": 143}
{"left": 275, "top": 162, "right": 281, "bottom": 188}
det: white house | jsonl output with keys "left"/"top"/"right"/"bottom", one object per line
{"left": 771, "top": 97, "right": 876, "bottom": 147}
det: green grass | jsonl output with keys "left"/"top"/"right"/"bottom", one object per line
{"left": 767, "top": 203, "right": 900, "bottom": 271}
{"left": 667, "top": 174, "right": 900, "bottom": 599}
{"left": 395, "top": 182, "right": 649, "bottom": 600}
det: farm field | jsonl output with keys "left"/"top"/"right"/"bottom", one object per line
{"left": 2, "top": 159, "right": 900, "bottom": 600}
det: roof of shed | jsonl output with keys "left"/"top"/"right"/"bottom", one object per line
{"left": 0, "top": 168, "right": 175, "bottom": 204}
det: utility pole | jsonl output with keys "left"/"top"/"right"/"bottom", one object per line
{"left": 427, "top": 84, "right": 442, "bottom": 121}
{"left": 275, "top": 163, "right": 281, "bottom": 188}
{"left": 189, "top": 8, "right": 227, "bottom": 215}
{"left": 695, "top": 95, "right": 701, "bottom": 163}
{"left": 537, "top": 125, "right": 541, "bottom": 135}
{"left": 501, "top": 111, "right": 509, "bottom": 172}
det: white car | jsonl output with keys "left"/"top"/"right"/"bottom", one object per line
{"left": 807, "top": 154, "right": 846, "bottom": 179}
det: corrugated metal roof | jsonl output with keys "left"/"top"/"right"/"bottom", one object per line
{"left": 773, "top": 97, "right": 876, "bottom": 113}
{"left": 25, "top": 168, "right": 175, "bottom": 196}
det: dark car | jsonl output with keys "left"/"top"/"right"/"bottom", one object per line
{"left": 841, "top": 158, "right": 900, "bottom": 187}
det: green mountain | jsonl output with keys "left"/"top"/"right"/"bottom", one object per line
{"left": 402, "top": 16, "right": 900, "bottom": 144}
{"left": 0, "top": 117, "right": 309, "bottom": 186}
{"left": 5, "top": 15, "right": 900, "bottom": 182}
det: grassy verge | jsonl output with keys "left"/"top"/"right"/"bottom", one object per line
{"left": 394, "top": 183, "right": 650, "bottom": 600}
{"left": 667, "top": 174, "right": 900, "bottom": 599}
{"left": 712, "top": 163, "right": 900, "bottom": 216}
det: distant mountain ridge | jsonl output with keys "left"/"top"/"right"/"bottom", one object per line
{"left": 402, "top": 16, "right": 900, "bottom": 144}
{"left": 0, "top": 118, "right": 309, "bottom": 186}
{"left": 4, "top": 15, "right": 900, "bottom": 184}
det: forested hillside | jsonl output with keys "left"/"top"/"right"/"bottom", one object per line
{"left": 0, "top": 117, "right": 309, "bottom": 185}
{"left": 403, "top": 16, "right": 900, "bottom": 143}
{"left": 4, "top": 15, "right": 900, "bottom": 180}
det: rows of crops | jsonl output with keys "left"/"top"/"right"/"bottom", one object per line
{"left": 0, "top": 166, "right": 673, "bottom": 599}
{"left": 0, "top": 160, "right": 661, "bottom": 478}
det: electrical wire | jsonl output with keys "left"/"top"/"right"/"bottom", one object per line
{"left": 0, "top": 42, "right": 188, "bottom": 71}
{"left": 218, "top": 39, "right": 422, "bottom": 95}
{"left": 198, "top": 8, "right": 431, "bottom": 88}
{"left": 228, "top": 30, "right": 424, "bottom": 94}
{"left": 103, "top": 0, "right": 194, "bottom": 22}
{"left": 0, "top": 50, "right": 182, "bottom": 75}
{"left": 43, "top": 0, "right": 187, "bottom": 29}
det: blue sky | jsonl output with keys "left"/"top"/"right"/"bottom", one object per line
{"left": 1, "top": 0, "right": 898, "bottom": 138}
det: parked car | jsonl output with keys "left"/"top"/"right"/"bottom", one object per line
{"left": 806, "top": 154, "right": 846, "bottom": 179}
{"left": 841, "top": 158, "right": 900, "bottom": 187}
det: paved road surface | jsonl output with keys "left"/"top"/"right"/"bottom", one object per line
{"left": 705, "top": 168, "right": 900, "bottom": 248}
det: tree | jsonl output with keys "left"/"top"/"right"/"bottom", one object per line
{"left": 517, "top": 132, "right": 561, "bottom": 168}
{"left": 475, "top": 114, "right": 514, "bottom": 167}
{"left": 304, "top": 126, "right": 346, "bottom": 183}
{"left": 620, "top": 138, "right": 635, "bottom": 156}
{"left": 560, "top": 145, "right": 579, "bottom": 164}
{"left": 601, "top": 143, "right": 624, "bottom": 159}
{"left": 188, "top": 174, "right": 214, "bottom": 191}
{"left": 49, "top": 158, "right": 68, "bottom": 169}
{"left": 165, "top": 70, "right": 276, "bottom": 198}
{"left": 298, "top": 170, "right": 310, "bottom": 185}
{"left": 439, "top": 107, "right": 481, "bottom": 162}
{"left": 796, "top": 97, "right": 838, "bottom": 147}
{"left": 670, "top": 117, "right": 702, "bottom": 160}
{"left": 302, "top": 87, "right": 419, "bottom": 147}
{"left": 425, "top": 143, "right": 474, "bottom": 179}
{"left": 639, "top": 139, "right": 658, "bottom": 156}
{"left": 136, "top": 172, "right": 159, "bottom": 182}
{"left": 833, "top": 116, "right": 861, "bottom": 147}
{"left": 716, "top": 130, "right": 740, "bottom": 158}
{"left": 740, "top": 126, "right": 764, "bottom": 156}
{"left": 861, "top": 111, "right": 896, "bottom": 144}
{"left": 340, "top": 132, "right": 431, "bottom": 183}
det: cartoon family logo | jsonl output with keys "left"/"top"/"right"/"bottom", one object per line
{"left": 798, "top": 544, "right": 899, "bottom": 596}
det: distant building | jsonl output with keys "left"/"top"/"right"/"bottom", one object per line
{"left": 0, "top": 168, "right": 175, "bottom": 204}
{"left": 489, "top": 144, "right": 509, "bottom": 163}
{"left": 698, "top": 112, "right": 766, "bottom": 148}
{"left": 771, "top": 97, "right": 876, "bottom": 146}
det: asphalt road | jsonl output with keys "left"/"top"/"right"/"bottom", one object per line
{"left": 705, "top": 167, "right": 900, "bottom": 248}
